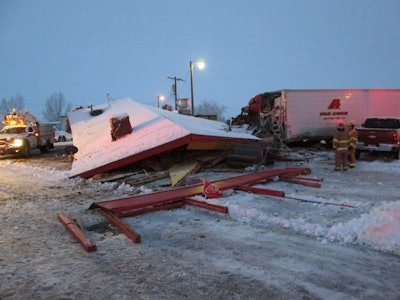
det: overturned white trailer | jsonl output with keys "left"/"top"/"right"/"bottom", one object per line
{"left": 248, "top": 89, "right": 400, "bottom": 143}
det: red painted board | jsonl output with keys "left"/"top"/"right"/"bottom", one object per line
{"left": 235, "top": 185, "right": 285, "bottom": 197}
{"left": 57, "top": 213, "right": 97, "bottom": 252}
{"left": 98, "top": 209, "right": 141, "bottom": 243}
{"left": 184, "top": 197, "right": 229, "bottom": 214}
{"left": 90, "top": 168, "right": 311, "bottom": 214}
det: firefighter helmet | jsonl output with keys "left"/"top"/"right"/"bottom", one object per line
{"left": 347, "top": 121, "right": 354, "bottom": 126}
{"left": 337, "top": 123, "right": 345, "bottom": 129}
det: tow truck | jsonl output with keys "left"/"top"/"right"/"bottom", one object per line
{"left": 0, "top": 109, "right": 55, "bottom": 157}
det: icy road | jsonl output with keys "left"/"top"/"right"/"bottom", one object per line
{"left": 0, "top": 145, "right": 399, "bottom": 299}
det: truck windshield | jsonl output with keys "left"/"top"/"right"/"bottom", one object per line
{"left": 364, "top": 118, "right": 400, "bottom": 129}
{"left": 0, "top": 127, "right": 26, "bottom": 134}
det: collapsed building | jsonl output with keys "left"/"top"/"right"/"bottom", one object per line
{"left": 68, "top": 98, "right": 269, "bottom": 179}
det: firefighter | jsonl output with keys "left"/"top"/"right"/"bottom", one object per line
{"left": 333, "top": 122, "right": 350, "bottom": 171}
{"left": 347, "top": 121, "right": 358, "bottom": 168}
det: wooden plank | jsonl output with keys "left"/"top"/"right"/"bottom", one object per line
{"left": 57, "top": 213, "right": 97, "bottom": 252}
{"left": 169, "top": 162, "right": 200, "bottom": 187}
{"left": 235, "top": 185, "right": 285, "bottom": 197}
{"left": 98, "top": 209, "right": 141, "bottom": 243}
{"left": 90, "top": 168, "right": 312, "bottom": 214}
{"left": 93, "top": 171, "right": 139, "bottom": 182}
{"left": 279, "top": 176, "right": 322, "bottom": 188}
{"left": 125, "top": 171, "right": 169, "bottom": 186}
{"left": 117, "top": 200, "right": 185, "bottom": 218}
{"left": 184, "top": 197, "right": 228, "bottom": 214}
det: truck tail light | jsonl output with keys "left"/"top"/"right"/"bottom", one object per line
{"left": 393, "top": 132, "right": 399, "bottom": 142}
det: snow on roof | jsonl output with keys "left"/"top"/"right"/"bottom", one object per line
{"left": 69, "top": 98, "right": 259, "bottom": 178}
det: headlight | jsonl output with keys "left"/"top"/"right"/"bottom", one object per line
{"left": 12, "top": 139, "right": 24, "bottom": 147}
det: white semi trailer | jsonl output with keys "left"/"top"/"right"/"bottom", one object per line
{"left": 243, "top": 89, "right": 400, "bottom": 143}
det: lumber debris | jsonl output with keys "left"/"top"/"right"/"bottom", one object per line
{"left": 124, "top": 170, "right": 169, "bottom": 186}
{"left": 169, "top": 162, "right": 201, "bottom": 187}
{"left": 98, "top": 209, "right": 141, "bottom": 243}
{"left": 184, "top": 197, "right": 228, "bottom": 214}
{"left": 57, "top": 213, "right": 97, "bottom": 252}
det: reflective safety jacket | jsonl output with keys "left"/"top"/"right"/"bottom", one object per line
{"left": 333, "top": 130, "right": 350, "bottom": 152}
{"left": 349, "top": 128, "right": 358, "bottom": 148}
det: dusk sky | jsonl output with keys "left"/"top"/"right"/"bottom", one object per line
{"left": 1, "top": 0, "right": 399, "bottom": 121}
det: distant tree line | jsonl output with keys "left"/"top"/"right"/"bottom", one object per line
{"left": 1, "top": 93, "right": 227, "bottom": 124}
{"left": 0, "top": 92, "right": 72, "bottom": 123}
{"left": 196, "top": 100, "right": 227, "bottom": 121}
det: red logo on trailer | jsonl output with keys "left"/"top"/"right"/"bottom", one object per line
{"left": 320, "top": 98, "right": 348, "bottom": 118}
{"left": 327, "top": 99, "right": 341, "bottom": 109}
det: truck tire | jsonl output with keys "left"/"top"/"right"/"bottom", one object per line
{"left": 355, "top": 150, "right": 361, "bottom": 159}
{"left": 39, "top": 140, "right": 52, "bottom": 153}
{"left": 394, "top": 149, "right": 400, "bottom": 160}
{"left": 21, "top": 143, "right": 30, "bottom": 158}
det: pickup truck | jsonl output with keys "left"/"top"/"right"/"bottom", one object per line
{"left": 356, "top": 117, "right": 400, "bottom": 159}
{"left": 0, "top": 123, "right": 55, "bottom": 157}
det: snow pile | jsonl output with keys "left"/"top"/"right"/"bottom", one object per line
{"left": 0, "top": 160, "right": 71, "bottom": 182}
{"left": 329, "top": 201, "right": 400, "bottom": 251}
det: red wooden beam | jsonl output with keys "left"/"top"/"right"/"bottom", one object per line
{"left": 57, "top": 213, "right": 97, "bottom": 252}
{"left": 90, "top": 168, "right": 311, "bottom": 214}
{"left": 98, "top": 209, "right": 141, "bottom": 243}
{"left": 235, "top": 185, "right": 285, "bottom": 197}
{"left": 184, "top": 197, "right": 229, "bottom": 214}
{"left": 117, "top": 200, "right": 185, "bottom": 218}
{"left": 279, "top": 176, "right": 322, "bottom": 188}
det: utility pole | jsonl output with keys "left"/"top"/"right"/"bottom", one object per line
{"left": 167, "top": 76, "right": 184, "bottom": 110}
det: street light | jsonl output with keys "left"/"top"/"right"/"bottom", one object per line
{"left": 189, "top": 60, "right": 205, "bottom": 116}
{"left": 157, "top": 95, "right": 165, "bottom": 108}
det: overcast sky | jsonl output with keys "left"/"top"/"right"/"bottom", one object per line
{"left": 1, "top": 0, "right": 399, "bottom": 120}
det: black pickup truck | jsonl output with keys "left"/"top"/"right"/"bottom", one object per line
{"left": 356, "top": 117, "right": 400, "bottom": 159}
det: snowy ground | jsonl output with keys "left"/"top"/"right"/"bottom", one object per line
{"left": 0, "top": 145, "right": 400, "bottom": 299}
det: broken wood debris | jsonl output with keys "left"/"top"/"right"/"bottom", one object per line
{"left": 235, "top": 185, "right": 285, "bottom": 197}
{"left": 124, "top": 170, "right": 169, "bottom": 186}
{"left": 86, "top": 168, "right": 314, "bottom": 244}
{"left": 227, "top": 142, "right": 273, "bottom": 168}
{"left": 90, "top": 168, "right": 311, "bottom": 212}
{"left": 279, "top": 175, "right": 322, "bottom": 188}
{"left": 184, "top": 197, "right": 229, "bottom": 214}
{"left": 93, "top": 171, "right": 140, "bottom": 182}
{"left": 98, "top": 209, "right": 141, "bottom": 243}
{"left": 169, "top": 162, "right": 201, "bottom": 187}
{"left": 57, "top": 213, "right": 97, "bottom": 252}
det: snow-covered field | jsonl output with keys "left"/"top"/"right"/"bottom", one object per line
{"left": 1, "top": 148, "right": 399, "bottom": 299}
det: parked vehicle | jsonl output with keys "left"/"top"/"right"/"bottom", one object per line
{"left": 232, "top": 89, "right": 400, "bottom": 144}
{"left": 55, "top": 130, "right": 73, "bottom": 142}
{"left": 356, "top": 117, "right": 400, "bottom": 159}
{"left": 0, "top": 109, "right": 55, "bottom": 157}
